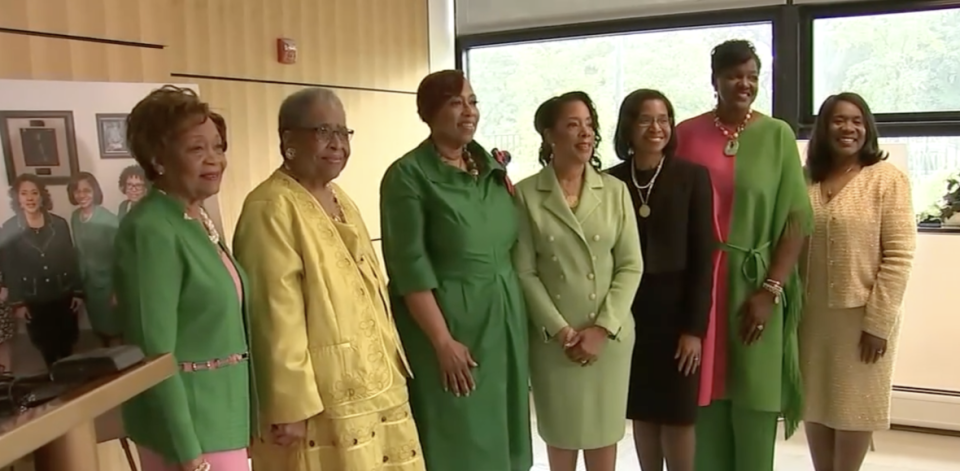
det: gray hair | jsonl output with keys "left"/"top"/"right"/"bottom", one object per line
{"left": 278, "top": 87, "right": 342, "bottom": 152}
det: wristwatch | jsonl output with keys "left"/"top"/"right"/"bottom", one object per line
{"left": 194, "top": 461, "right": 211, "bottom": 471}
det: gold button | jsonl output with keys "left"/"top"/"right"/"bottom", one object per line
{"left": 588, "top": 312, "right": 596, "bottom": 318}
{"left": 555, "top": 294, "right": 561, "bottom": 300}
{"left": 593, "top": 235, "right": 600, "bottom": 241}
{"left": 551, "top": 256, "right": 558, "bottom": 262}
{"left": 560, "top": 274, "right": 565, "bottom": 281}
{"left": 589, "top": 293, "right": 597, "bottom": 300}
{"left": 591, "top": 255, "right": 597, "bottom": 261}
{"left": 548, "top": 236, "right": 555, "bottom": 242}
{"left": 587, "top": 273, "right": 594, "bottom": 280}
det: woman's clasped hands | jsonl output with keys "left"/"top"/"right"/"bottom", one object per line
{"left": 557, "top": 325, "right": 607, "bottom": 366}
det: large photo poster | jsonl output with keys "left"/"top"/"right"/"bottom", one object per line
{"left": 0, "top": 80, "right": 225, "bottom": 377}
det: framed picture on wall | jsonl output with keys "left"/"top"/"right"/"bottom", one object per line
{"left": 95, "top": 113, "right": 131, "bottom": 159}
{"left": 0, "top": 110, "right": 80, "bottom": 186}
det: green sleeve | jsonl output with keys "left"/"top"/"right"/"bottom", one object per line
{"left": 779, "top": 125, "right": 814, "bottom": 238}
{"left": 115, "top": 221, "right": 202, "bottom": 464}
{"left": 777, "top": 122, "right": 813, "bottom": 439}
{"left": 595, "top": 181, "right": 643, "bottom": 337}
{"left": 511, "top": 188, "right": 570, "bottom": 339}
{"left": 379, "top": 161, "right": 439, "bottom": 294}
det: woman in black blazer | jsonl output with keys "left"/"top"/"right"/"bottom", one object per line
{"left": 607, "top": 89, "right": 714, "bottom": 471}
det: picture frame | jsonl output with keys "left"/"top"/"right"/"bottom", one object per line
{"left": 95, "top": 113, "right": 131, "bottom": 159}
{"left": 0, "top": 110, "right": 80, "bottom": 186}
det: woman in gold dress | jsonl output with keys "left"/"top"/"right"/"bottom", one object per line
{"left": 800, "top": 92, "right": 916, "bottom": 471}
{"left": 233, "top": 87, "right": 425, "bottom": 471}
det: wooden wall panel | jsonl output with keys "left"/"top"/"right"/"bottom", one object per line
{"left": 169, "top": 0, "right": 429, "bottom": 92}
{"left": 189, "top": 79, "right": 426, "bottom": 241}
{"left": 0, "top": 0, "right": 431, "bottom": 240}
{"left": 0, "top": 32, "right": 169, "bottom": 82}
{"left": 0, "top": 0, "right": 171, "bottom": 45}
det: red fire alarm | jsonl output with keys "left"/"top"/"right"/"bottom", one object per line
{"left": 277, "top": 38, "right": 297, "bottom": 64}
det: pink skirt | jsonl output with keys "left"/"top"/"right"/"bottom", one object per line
{"left": 138, "top": 446, "right": 249, "bottom": 471}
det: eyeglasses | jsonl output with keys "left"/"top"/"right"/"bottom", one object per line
{"left": 298, "top": 125, "right": 355, "bottom": 142}
{"left": 637, "top": 116, "right": 671, "bottom": 128}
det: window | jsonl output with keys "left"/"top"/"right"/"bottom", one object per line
{"left": 466, "top": 23, "right": 774, "bottom": 182}
{"left": 880, "top": 136, "right": 960, "bottom": 219}
{"left": 812, "top": 8, "right": 960, "bottom": 114}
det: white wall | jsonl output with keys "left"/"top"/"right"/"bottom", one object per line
{"left": 428, "top": 0, "right": 457, "bottom": 71}
{"left": 0, "top": 79, "right": 225, "bottom": 329}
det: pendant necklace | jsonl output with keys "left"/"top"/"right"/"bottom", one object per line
{"left": 824, "top": 163, "right": 857, "bottom": 202}
{"left": 713, "top": 108, "right": 753, "bottom": 157}
{"left": 630, "top": 156, "right": 664, "bottom": 218}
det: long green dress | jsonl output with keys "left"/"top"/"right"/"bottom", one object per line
{"left": 380, "top": 140, "right": 533, "bottom": 471}
{"left": 71, "top": 206, "right": 120, "bottom": 336}
{"left": 675, "top": 114, "right": 812, "bottom": 471}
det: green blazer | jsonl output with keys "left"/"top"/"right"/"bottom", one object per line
{"left": 114, "top": 189, "right": 257, "bottom": 463}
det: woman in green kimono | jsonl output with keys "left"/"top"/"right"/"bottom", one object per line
{"left": 674, "top": 40, "right": 812, "bottom": 471}
{"left": 68, "top": 172, "right": 120, "bottom": 344}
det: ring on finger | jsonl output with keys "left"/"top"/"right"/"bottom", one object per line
{"left": 755, "top": 324, "right": 765, "bottom": 332}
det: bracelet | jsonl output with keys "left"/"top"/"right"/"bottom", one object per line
{"left": 193, "top": 461, "right": 211, "bottom": 471}
{"left": 761, "top": 279, "right": 783, "bottom": 305}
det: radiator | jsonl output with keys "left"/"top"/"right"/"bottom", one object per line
{"left": 891, "top": 387, "right": 960, "bottom": 432}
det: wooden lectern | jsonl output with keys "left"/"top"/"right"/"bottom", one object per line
{"left": 0, "top": 354, "right": 175, "bottom": 471}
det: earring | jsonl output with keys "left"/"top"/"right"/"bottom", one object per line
{"left": 156, "top": 166, "right": 165, "bottom": 176}
{"left": 285, "top": 148, "right": 296, "bottom": 160}
{"left": 628, "top": 148, "right": 635, "bottom": 156}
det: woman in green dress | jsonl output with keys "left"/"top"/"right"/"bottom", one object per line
{"left": 674, "top": 40, "right": 812, "bottom": 471}
{"left": 380, "top": 69, "right": 532, "bottom": 471}
{"left": 68, "top": 172, "right": 121, "bottom": 345}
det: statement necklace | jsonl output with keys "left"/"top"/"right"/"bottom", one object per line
{"left": 713, "top": 109, "right": 753, "bottom": 157}
{"left": 629, "top": 156, "right": 664, "bottom": 218}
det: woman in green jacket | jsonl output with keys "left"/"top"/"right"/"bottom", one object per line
{"left": 115, "top": 85, "right": 255, "bottom": 471}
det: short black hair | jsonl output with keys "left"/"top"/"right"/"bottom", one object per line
{"left": 711, "top": 39, "right": 761, "bottom": 80}
{"left": 118, "top": 164, "right": 146, "bottom": 190}
{"left": 614, "top": 89, "right": 678, "bottom": 161}
{"left": 534, "top": 91, "right": 602, "bottom": 170}
{"left": 8, "top": 174, "right": 53, "bottom": 214}
{"left": 67, "top": 171, "right": 104, "bottom": 206}
{"left": 806, "top": 92, "right": 887, "bottom": 183}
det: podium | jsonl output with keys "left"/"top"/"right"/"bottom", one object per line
{"left": 0, "top": 354, "right": 175, "bottom": 471}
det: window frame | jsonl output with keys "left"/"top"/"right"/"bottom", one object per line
{"left": 796, "top": 0, "right": 960, "bottom": 139}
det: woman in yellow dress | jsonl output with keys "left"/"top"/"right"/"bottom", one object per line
{"left": 233, "top": 87, "right": 425, "bottom": 471}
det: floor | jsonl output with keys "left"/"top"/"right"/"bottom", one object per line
{"left": 529, "top": 421, "right": 960, "bottom": 471}
{"left": 6, "top": 333, "right": 960, "bottom": 471}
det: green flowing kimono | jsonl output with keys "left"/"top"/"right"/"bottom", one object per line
{"left": 72, "top": 206, "right": 120, "bottom": 336}
{"left": 676, "top": 114, "right": 813, "bottom": 471}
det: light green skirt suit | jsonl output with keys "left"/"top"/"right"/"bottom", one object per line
{"left": 513, "top": 164, "right": 643, "bottom": 450}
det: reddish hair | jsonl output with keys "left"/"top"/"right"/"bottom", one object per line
{"left": 126, "top": 85, "right": 227, "bottom": 181}
{"left": 416, "top": 70, "right": 466, "bottom": 124}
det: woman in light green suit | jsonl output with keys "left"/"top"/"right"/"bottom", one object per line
{"left": 513, "top": 91, "right": 643, "bottom": 471}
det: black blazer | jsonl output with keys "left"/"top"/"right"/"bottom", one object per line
{"left": 608, "top": 157, "right": 715, "bottom": 336}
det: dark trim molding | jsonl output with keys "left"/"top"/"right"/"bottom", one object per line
{"left": 894, "top": 385, "right": 960, "bottom": 397}
{"left": 457, "top": 6, "right": 779, "bottom": 50}
{"left": 918, "top": 226, "right": 960, "bottom": 234}
{"left": 891, "top": 424, "right": 960, "bottom": 437}
{"left": 168, "top": 73, "right": 417, "bottom": 96}
{"left": 0, "top": 27, "right": 164, "bottom": 49}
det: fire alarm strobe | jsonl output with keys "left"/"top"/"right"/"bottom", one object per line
{"left": 277, "top": 38, "right": 297, "bottom": 64}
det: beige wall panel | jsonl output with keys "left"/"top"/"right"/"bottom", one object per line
{"left": 169, "top": 0, "right": 429, "bottom": 92}
{"left": 187, "top": 79, "right": 426, "bottom": 242}
{"left": 0, "top": 32, "right": 169, "bottom": 82}
{"left": 0, "top": 0, "right": 171, "bottom": 44}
